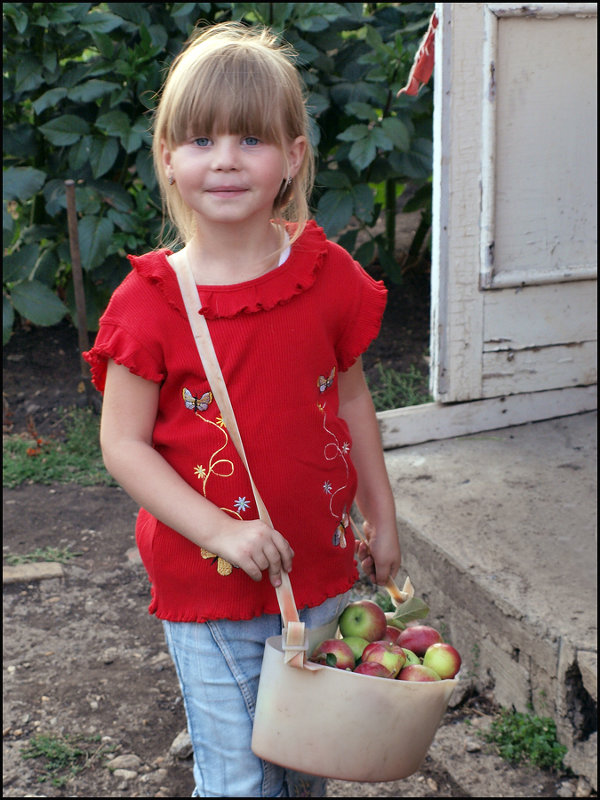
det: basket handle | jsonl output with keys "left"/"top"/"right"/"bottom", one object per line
{"left": 173, "top": 252, "right": 307, "bottom": 667}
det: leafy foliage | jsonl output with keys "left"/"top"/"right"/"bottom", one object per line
{"left": 484, "top": 708, "right": 567, "bottom": 771}
{"left": 3, "top": 2, "right": 433, "bottom": 344}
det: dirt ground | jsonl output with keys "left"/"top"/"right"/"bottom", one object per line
{"left": 2, "top": 248, "right": 579, "bottom": 797}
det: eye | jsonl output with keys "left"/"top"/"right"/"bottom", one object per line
{"left": 243, "top": 136, "right": 260, "bottom": 146}
{"left": 193, "top": 137, "right": 212, "bottom": 147}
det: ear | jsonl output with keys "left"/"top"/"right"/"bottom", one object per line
{"left": 161, "top": 140, "right": 173, "bottom": 173}
{"left": 287, "top": 136, "right": 307, "bottom": 178}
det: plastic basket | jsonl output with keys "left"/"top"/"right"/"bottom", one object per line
{"left": 251, "top": 628, "right": 458, "bottom": 782}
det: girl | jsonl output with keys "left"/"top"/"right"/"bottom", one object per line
{"left": 85, "top": 21, "right": 402, "bottom": 798}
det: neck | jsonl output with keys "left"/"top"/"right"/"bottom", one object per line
{"left": 183, "top": 219, "right": 286, "bottom": 285}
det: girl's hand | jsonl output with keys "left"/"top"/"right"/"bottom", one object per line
{"left": 211, "top": 518, "right": 294, "bottom": 588}
{"left": 355, "top": 520, "right": 401, "bottom": 586}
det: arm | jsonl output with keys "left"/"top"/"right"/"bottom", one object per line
{"left": 338, "top": 357, "right": 402, "bottom": 585}
{"left": 100, "top": 359, "right": 293, "bottom": 587}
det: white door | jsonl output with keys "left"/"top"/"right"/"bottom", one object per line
{"left": 379, "top": 2, "right": 597, "bottom": 449}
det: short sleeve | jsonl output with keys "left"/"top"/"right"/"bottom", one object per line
{"left": 83, "top": 272, "right": 167, "bottom": 393}
{"left": 333, "top": 248, "right": 388, "bottom": 372}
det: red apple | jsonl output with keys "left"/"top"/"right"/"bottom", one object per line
{"left": 397, "top": 664, "right": 441, "bottom": 682}
{"left": 310, "top": 639, "right": 355, "bottom": 671}
{"left": 382, "top": 625, "right": 402, "bottom": 644}
{"left": 396, "top": 625, "right": 442, "bottom": 657}
{"left": 338, "top": 600, "right": 387, "bottom": 642}
{"left": 353, "top": 661, "right": 393, "bottom": 678}
{"left": 422, "top": 642, "right": 462, "bottom": 679}
{"left": 361, "top": 640, "right": 406, "bottom": 678}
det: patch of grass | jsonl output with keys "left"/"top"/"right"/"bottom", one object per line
{"left": 483, "top": 707, "right": 567, "bottom": 771}
{"left": 4, "top": 545, "right": 82, "bottom": 566}
{"left": 367, "top": 362, "right": 432, "bottom": 412}
{"left": 21, "top": 732, "right": 111, "bottom": 787}
{"left": 3, "top": 407, "right": 114, "bottom": 488}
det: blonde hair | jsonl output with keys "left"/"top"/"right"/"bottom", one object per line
{"left": 152, "top": 21, "right": 314, "bottom": 248}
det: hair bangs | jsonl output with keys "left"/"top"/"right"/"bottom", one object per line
{"left": 167, "top": 45, "right": 287, "bottom": 147}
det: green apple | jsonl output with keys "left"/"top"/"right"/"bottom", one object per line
{"left": 338, "top": 600, "right": 387, "bottom": 642}
{"left": 422, "top": 642, "right": 462, "bottom": 679}
{"left": 341, "top": 636, "right": 369, "bottom": 662}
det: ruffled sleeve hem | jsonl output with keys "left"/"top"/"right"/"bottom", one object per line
{"left": 337, "top": 270, "right": 388, "bottom": 372}
{"left": 83, "top": 324, "right": 166, "bottom": 394}
{"left": 128, "top": 221, "right": 329, "bottom": 321}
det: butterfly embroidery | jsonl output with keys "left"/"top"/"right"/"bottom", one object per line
{"left": 332, "top": 509, "right": 349, "bottom": 548}
{"left": 317, "top": 367, "right": 336, "bottom": 393}
{"left": 201, "top": 548, "right": 233, "bottom": 576}
{"left": 183, "top": 387, "right": 213, "bottom": 412}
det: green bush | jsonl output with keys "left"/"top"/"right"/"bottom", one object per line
{"left": 484, "top": 708, "right": 568, "bottom": 772}
{"left": 3, "top": 2, "right": 433, "bottom": 343}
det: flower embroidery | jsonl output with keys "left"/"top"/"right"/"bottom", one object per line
{"left": 194, "top": 465, "right": 207, "bottom": 480}
{"left": 323, "top": 480, "right": 333, "bottom": 495}
{"left": 234, "top": 496, "right": 251, "bottom": 513}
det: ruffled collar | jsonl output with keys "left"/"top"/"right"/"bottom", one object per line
{"left": 127, "top": 221, "right": 328, "bottom": 320}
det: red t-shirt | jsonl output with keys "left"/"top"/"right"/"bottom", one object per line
{"left": 84, "top": 221, "right": 387, "bottom": 622}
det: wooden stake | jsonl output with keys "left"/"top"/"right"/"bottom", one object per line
{"left": 64, "top": 179, "right": 92, "bottom": 403}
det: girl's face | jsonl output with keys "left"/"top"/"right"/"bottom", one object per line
{"left": 162, "top": 132, "right": 305, "bottom": 231}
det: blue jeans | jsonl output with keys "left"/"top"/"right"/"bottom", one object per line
{"left": 162, "top": 591, "right": 350, "bottom": 797}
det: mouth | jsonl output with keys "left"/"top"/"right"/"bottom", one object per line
{"left": 206, "top": 186, "right": 248, "bottom": 195}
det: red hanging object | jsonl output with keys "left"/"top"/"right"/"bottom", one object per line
{"left": 397, "top": 11, "right": 438, "bottom": 97}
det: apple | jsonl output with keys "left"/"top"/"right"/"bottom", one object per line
{"left": 341, "top": 636, "right": 369, "bottom": 662}
{"left": 422, "top": 642, "right": 462, "bottom": 679}
{"left": 361, "top": 641, "right": 406, "bottom": 678}
{"left": 400, "top": 647, "right": 421, "bottom": 666}
{"left": 353, "top": 661, "right": 393, "bottom": 678}
{"left": 338, "top": 600, "right": 387, "bottom": 642}
{"left": 382, "top": 625, "right": 402, "bottom": 644}
{"left": 310, "top": 639, "right": 355, "bottom": 671}
{"left": 397, "top": 664, "right": 441, "bottom": 682}
{"left": 396, "top": 624, "right": 442, "bottom": 657}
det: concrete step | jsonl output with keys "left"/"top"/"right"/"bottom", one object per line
{"left": 382, "top": 411, "right": 597, "bottom": 789}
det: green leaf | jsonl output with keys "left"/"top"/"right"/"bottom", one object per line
{"left": 390, "top": 597, "right": 430, "bottom": 629}
{"left": 381, "top": 117, "right": 410, "bottom": 152}
{"left": 348, "top": 136, "right": 377, "bottom": 172}
{"left": 39, "top": 115, "right": 90, "bottom": 146}
{"left": 3, "top": 167, "right": 47, "bottom": 203}
{"left": 135, "top": 148, "right": 156, "bottom": 191}
{"left": 10, "top": 280, "right": 68, "bottom": 326}
{"left": 3, "top": 294, "right": 15, "bottom": 344}
{"left": 337, "top": 124, "right": 370, "bottom": 143}
{"left": 3, "top": 244, "right": 40, "bottom": 283}
{"left": 79, "top": 10, "right": 123, "bottom": 34}
{"left": 68, "top": 79, "right": 121, "bottom": 103}
{"left": 95, "top": 110, "right": 129, "bottom": 138}
{"left": 315, "top": 189, "right": 353, "bottom": 237}
{"left": 77, "top": 216, "right": 114, "bottom": 270}
{"left": 352, "top": 183, "right": 375, "bottom": 221}
{"left": 15, "top": 56, "right": 44, "bottom": 94}
{"left": 89, "top": 137, "right": 119, "bottom": 179}
{"left": 377, "top": 244, "right": 403, "bottom": 284}
{"left": 354, "top": 239, "right": 376, "bottom": 268}
{"left": 31, "top": 88, "right": 69, "bottom": 115}
{"left": 316, "top": 170, "right": 352, "bottom": 190}
{"left": 345, "top": 102, "right": 378, "bottom": 122}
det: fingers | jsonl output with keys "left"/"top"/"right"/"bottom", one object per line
{"left": 222, "top": 522, "right": 294, "bottom": 586}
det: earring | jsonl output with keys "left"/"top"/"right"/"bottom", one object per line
{"left": 286, "top": 176, "right": 293, "bottom": 186}
{"left": 168, "top": 175, "right": 175, "bottom": 186}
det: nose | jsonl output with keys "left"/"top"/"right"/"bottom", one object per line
{"left": 211, "top": 135, "right": 240, "bottom": 171}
